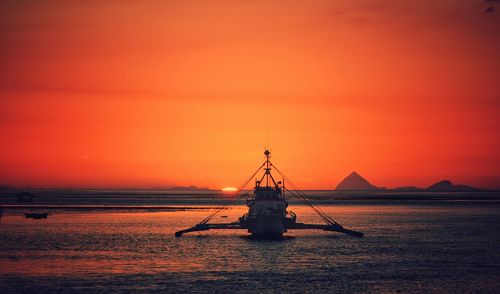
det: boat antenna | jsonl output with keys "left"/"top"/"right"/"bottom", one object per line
{"left": 266, "top": 131, "right": 270, "bottom": 152}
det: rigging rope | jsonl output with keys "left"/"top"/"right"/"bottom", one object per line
{"left": 198, "top": 161, "right": 266, "bottom": 224}
{"left": 195, "top": 158, "right": 342, "bottom": 228}
{"left": 271, "top": 163, "right": 341, "bottom": 227}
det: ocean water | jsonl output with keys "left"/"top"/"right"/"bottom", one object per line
{"left": 1, "top": 204, "right": 499, "bottom": 293}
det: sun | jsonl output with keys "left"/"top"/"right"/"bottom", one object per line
{"left": 221, "top": 187, "right": 238, "bottom": 192}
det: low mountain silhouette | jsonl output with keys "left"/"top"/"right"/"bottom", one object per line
{"left": 394, "top": 186, "right": 423, "bottom": 192}
{"left": 425, "top": 180, "right": 481, "bottom": 192}
{"left": 169, "top": 185, "right": 211, "bottom": 191}
{"left": 335, "top": 171, "right": 381, "bottom": 191}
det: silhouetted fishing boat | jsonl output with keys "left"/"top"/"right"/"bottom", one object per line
{"left": 24, "top": 211, "right": 49, "bottom": 219}
{"left": 175, "top": 150, "right": 363, "bottom": 238}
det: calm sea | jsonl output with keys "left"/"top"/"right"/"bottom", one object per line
{"left": 1, "top": 197, "right": 499, "bottom": 293}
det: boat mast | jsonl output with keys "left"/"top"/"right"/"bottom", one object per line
{"left": 265, "top": 149, "right": 270, "bottom": 187}
{"left": 259, "top": 149, "right": 278, "bottom": 188}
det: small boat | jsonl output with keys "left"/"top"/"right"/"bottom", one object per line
{"left": 24, "top": 212, "right": 49, "bottom": 219}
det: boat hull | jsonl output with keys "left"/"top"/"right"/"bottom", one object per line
{"left": 245, "top": 214, "right": 287, "bottom": 238}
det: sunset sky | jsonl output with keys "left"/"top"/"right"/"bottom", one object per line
{"left": 1, "top": 0, "right": 499, "bottom": 189}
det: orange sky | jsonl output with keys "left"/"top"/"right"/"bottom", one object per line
{"left": 1, "top": 0, "right": 499, "bottom": 189}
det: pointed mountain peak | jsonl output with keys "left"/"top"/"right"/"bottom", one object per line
{"left": 335, "top": 171, "right": 380, "bottom": 191}
{"left": 348, "top": 171, "right": 361, "bottom": 177}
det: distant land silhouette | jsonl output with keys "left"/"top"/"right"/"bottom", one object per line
{"left": 0, "top": 185, "right": 214, "bottom": 191}
{"left": 0, "top": 178, "right": 488, "bottom": 192}
{"left": 335, "top": 172, "right": 483, "bottom": 192}
{"left": 393, "top": 186, "right": 421, "bottom": 192}
{"left": 169, "top": 185, "right": 212, "bottom": 191}
{"left": 335, "top": 172, "right": 383, "bottom": 191}
{"left": 424, "top": 180, "right": 481, "bottom": 192}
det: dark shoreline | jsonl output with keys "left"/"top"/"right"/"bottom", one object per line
{"left": 2, "top": 190, "right": 500, "bottom": 208}
{"left": 0, "top": 204, "right": 213, "bottom": 211}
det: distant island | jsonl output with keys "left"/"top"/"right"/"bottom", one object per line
{"left": 335, "top": 171, "right": 483, "bottom": 192}
{"left": 335, "top": 172, "right": 384, "bottom": 191}
{"left": 168, "top": 185, "right": 212, "bottom": 191}
{"left": 422, "top": 180, "right": 482, "bottom": 192}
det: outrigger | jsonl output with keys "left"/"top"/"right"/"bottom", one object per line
{"left": 175, "top": 150, "right": 363, "bottom": 238}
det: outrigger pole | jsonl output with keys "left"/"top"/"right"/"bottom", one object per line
{"left": 175, "top": 161, "right": 267, "bottom": 237}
